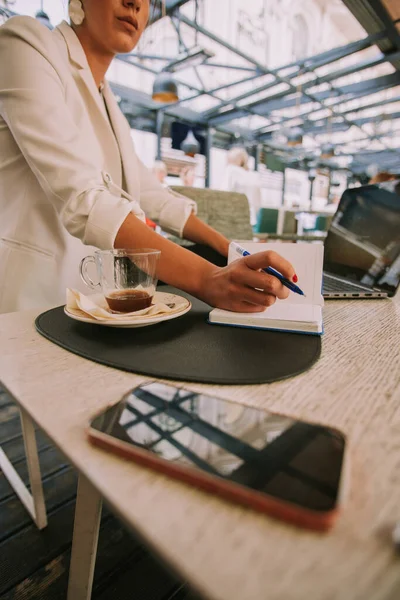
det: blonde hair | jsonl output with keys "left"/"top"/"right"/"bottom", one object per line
{"left": 227, "top": 147, "right": 249, "bottom": 169}
{"left": 369, "top": 171, "right": 399, "bottom": 184}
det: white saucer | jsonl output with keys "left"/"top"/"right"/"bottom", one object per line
{"left": 64, "top": 291, "right": 192, "bottom": 328}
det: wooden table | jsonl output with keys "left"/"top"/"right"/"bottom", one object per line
{"left": 1, "top": 296, "right": 400, "bottom": 600}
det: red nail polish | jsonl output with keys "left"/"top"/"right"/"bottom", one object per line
{"left": 293, "top": 274, "right": 298, "bottom": 283}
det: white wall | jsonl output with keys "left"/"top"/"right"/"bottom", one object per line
{"left": 130, "top": 130, "right": 158, "bottom": 169}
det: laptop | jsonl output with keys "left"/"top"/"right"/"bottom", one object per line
{"left": 323, "top": 181, "right": 400, "bottom": 299}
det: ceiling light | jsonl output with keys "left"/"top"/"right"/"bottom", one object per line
{"left": 320, "top": 143, "right": 335, "bottom": 159}
{"left": 152, "top": 72, "right": 179, "bottom": 103}
{"left": 287, "top": 127, "right": 303, "bottom": 147}
{"left": 181, "top": 130, "right": 200, "bottom": 156}
{"left": 164, "top": 46, "right": 215, "bottom": 73}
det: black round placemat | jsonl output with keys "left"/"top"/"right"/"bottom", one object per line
{"left": 35, "top": 287, "right": 321, "bottom": 385}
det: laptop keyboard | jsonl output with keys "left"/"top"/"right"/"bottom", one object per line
{"left": 323, "top": 273, "right": 370, "bottom": 293}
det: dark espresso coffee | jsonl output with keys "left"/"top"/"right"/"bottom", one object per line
{"left": 105, "top": 289, "right": 152, "bottom": 313}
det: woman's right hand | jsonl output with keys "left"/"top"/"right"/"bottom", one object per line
{"left": 115, "top": 214, "right": 296, "bottom": 312}
{"left": 199, "top": 250, "right": 296, "bottom": 312}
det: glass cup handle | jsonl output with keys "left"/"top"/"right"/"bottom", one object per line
{"left": 79, "top": 256, "right": 101, "bottom": 290}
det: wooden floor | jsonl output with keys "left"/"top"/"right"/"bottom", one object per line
{"left": 0, "top": 386, "right": 202, "bottom": 600}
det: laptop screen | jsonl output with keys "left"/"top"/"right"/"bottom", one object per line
{"left": 324, "top": 181, "right": 400, "bottom": 297}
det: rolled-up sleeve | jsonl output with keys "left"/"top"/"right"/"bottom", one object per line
{"left": 137, "top": 158, "right": 197, "bottom": 237}
{"left": 63, "top": 177, "right": 143, "bottom": 248}
{"left": 0, "top": 17, "right": 145, "bottom": 249}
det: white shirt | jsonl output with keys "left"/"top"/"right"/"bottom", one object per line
{"left": 221, "top": 164, "right": 262, "bottom": 226}
{"left": 0, "top": 17, "right": 196, "bottom": 313}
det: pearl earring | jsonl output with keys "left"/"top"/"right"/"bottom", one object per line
{"left": 69, "top": 0, "right": 85, "bottom": 26}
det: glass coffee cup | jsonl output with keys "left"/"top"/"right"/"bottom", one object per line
{"left": 79, "top": 249, "right": 161, "bottom": 313}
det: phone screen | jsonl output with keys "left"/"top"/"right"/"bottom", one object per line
{"left": 90, "top": 382, "right": 345, "bottom": 512}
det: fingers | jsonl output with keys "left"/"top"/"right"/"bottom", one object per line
{"left": 227, "top": 299, "right": 275, "bottom": 313}
{"left": 233, "top": 266, "right": 290, "bottom": 300}
{"left": 206, "top": 249, "right": 295, "bottom": 313}
{"left": 218, "top": 271, "right": 278, "bottom": 308}
{"left": 238, "top": 287, "right": 277, "bottom": 308}
{"left": 244, "top": 250, "right": 296, "bottom": 282}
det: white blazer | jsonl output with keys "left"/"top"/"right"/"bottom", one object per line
{"left": 0, "top": 17, "right": 196, "bottom": 313}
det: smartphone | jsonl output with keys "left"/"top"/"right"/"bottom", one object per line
{"left": 88, "top": 382, "right": 348, "bottom": 531}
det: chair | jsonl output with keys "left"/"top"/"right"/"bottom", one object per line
{"left": 282, "top": 210, "right": 297, "bottom": 235}
{"left": 170, "top": 186, "right": 253, "bottom": 240}
{"left": 315, "top": 215, "right": 333, "bottom": 232}
{"left": 253, "top": 208, "right": 279, "bottom": 234}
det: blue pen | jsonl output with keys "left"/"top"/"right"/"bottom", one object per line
{"left": 232, "top": 243, "right": 306, "bottom": 297}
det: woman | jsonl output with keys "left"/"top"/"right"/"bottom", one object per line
{"left": 0, "top": 0, "right": 295, "bottom": 314}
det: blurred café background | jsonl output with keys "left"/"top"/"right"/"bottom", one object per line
{"left": 1, "top": 0, "right": 399, "bottom": 240}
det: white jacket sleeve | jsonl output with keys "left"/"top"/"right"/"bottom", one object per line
{"left": 137, "top": 158, "right": 197, "bottom": 237}
{"left": 0, "top": 17, "right": 145, "bottom": 249}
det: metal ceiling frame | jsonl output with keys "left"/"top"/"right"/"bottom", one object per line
{"left": 365, "top": 1, "right": 400, "bottom": 52}
{"left": 6, "top": 0, "right": 399, "bottom": 174}
{"left": 207, "top": 71, "right": 400, "bottom": 124}
{"left": 89, "top": 0, "right": 400, "bottom": 171}
{"left": 172, "top": 11, "right": 400, "bottom": 167}
{"left": 341, "top": 0, "right": 400, "bottom": 66}
{"left": 202, "top": 30, "right": 393, "bottom": 119}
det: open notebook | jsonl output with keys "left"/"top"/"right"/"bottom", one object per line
{"left": 209, "top": 242, "right": 324, "bottom": 335}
